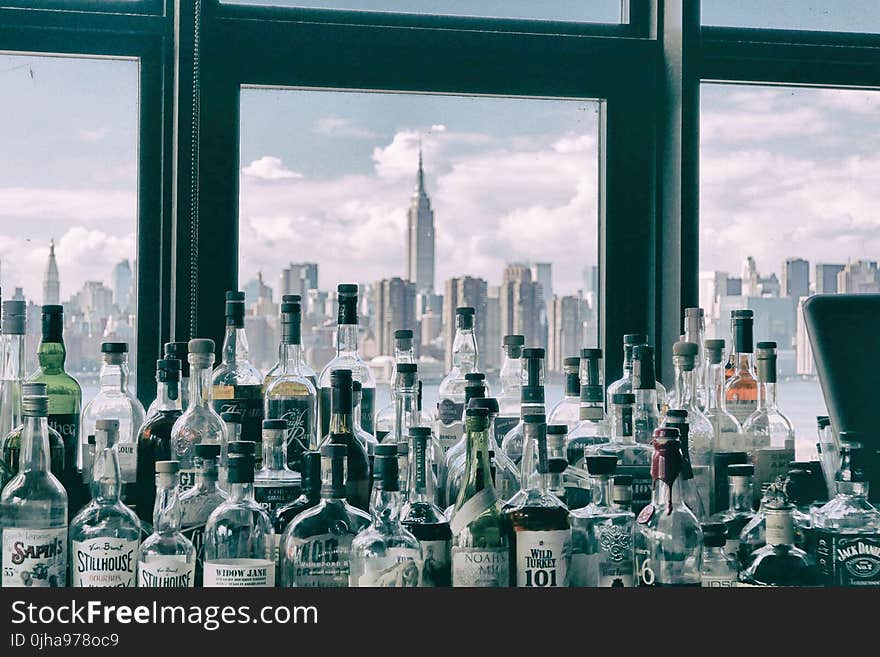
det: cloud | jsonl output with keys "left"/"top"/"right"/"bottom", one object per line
{"left": 241, "top": 156, "right": 302, "bottom": 181}
{"left": 78, "top": 127, "right": 111, "bottom": 142}
{"left": 314, "top": 116, "right": 378, "bottom": 139}
{"left": 0, "top": 186, "right": 135, "bottom": 222}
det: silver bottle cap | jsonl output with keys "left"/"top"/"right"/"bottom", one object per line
{"left": 1, "top": 300, "right": 26, "bottom": 335}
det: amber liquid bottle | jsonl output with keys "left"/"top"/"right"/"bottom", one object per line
{"left": 725, "top": 311, "right": 758, "bottom": 425}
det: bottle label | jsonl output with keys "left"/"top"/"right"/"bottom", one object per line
{"left": 449, "top": 487, "right": 497, "bottom": 535}
{"left": 815, "top": 532, "right": 880, "bottom": 586}
{"left": 418, "top": 539, "right": 451, "bottom": 587}
{"left": 213, "top": 384, "right": 264, "bottom": 442}
{"left": 452, "top": 547, "right": 509, "bottom": 587}
{"left": 138, "top": 556, "right": 195, "bottom": 588}
{"left": 255, "top": 483, "right": 300, "bottom": 514}
{"left": 754, "top": 445, "right": 796, "bottom": 494}
{"left": 266, "top": 398, "right": 313, "bottom": 471}
{"left": 352, "top": 547, "right": 422, "bottom": 587}
{"left": 436, "top": 422, "right": 463, "bottom": 453}
{"left": 71, "top": 538, "right": 138, "bottom": 587}
{"left": 203, "top": 559, "right": 274, "bottom": 587}
{"left": 291, "top": 534, "right": 354, "bottom": 587}
{"left": 117, "top": 442, "right": 138, "bottom": 484}
{"left": 178, "top": 468, "right": 198, "bottom": 491}
{"left": 49, "top": 412, "right": 79, "bottom": 482}
{"left": 702, "top": 573, "right": 739, "bottom": 587}
{"left": 516, "top": 529, "right": 569, "bottom": 587}
{"left": 437, "top": 399, "right": 464, "bottom": 425}
{"left": 580, "top": 407, "right": 604, "bottom": 422}
{"left": 493, "top": 416, "right": 520, "bottom": 442}
{"left": 727, "top": 399, "right": 757, "bottom": 424}
{"left": 1, "top": 527, "right": 67, "bottom": 588}
{"left": 765, "top": 513, "right": 795, "bottom": 546}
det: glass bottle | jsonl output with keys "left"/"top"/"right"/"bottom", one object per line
{"left": 439, "top": 378, "right": 485, "bottom": 506}
{"left": 664, "top": 410, "right": 708, "bottom": 520}
{"left": 212, "top": 291, "right": 264, "bottom": 444}
{"left": 396, "top": 442, "right": 409, "bottom": 500}
{"left": 613, "top": 475, "right": 633, "bottom": 511}
{"left": 607, "top": 333, "right": 645, "bottom": 398}
{"left": 352, "top": 381, "right": 379, "bottom": 465}
{"left": 569, "top": 455, "right": 635, "bottom": 587}
{"left": 784, "top": 468, "right": 817, "bottom": 555}
{"left": 703, "top": 338, "right": 743, "bottom": 452}
{"left": 725, "top": 310, "right": 758, "bottom": 425}
{"left": 375, "top": 329, "right": 415, "bottom": 442}
{"left": 0, "top": 300, "right": 28, "bottom": 441}
{"left": 495, "top": 334, "right": 524, "bottom": 439}
{"left": 272, "top": 450, "right": 322, "bottom": 535}
{"left": 178, "top": 443, "right": 227, "bottom": 587}
{"left": 450, "top": 406, "right": 511, "bottom": 587}
{"left": 31, "top": 304, "right": 84, "bottom": 518}
{"left": 0, "top": 390, "right": 67, "bottom": 588}
{"left": 147, "top": 342, "right": 190, "bottom": 418}
{"left": 390, "top": 363, "right": 420, "bottom": 446}
{"left": 737, "top": 480, "right": 810, "bottom": 566}
{"left": 812, "top": 438, "right": 880, "bottom": 586}
{"left": 565, "top": 348, "right": 607, "bottom": 466}
{"left": 171, "top": 339, "right": 227, "bottom": 492}
{"left": 318, "top": 284, "right": 377, "bottom": 436}
{"left": 318, "top": 369, "right": 370, "bottom": 511}
{"left": 700, "top": 521, "right": 739, "bottom": 588}
{"left": 402, "top": 427, "right": 452, "bottom": 587}
{"left": 744, "top": 341, "right": 796, "bottom": 493}
{"left": 682, "top": 307, "right": 707, "bottom": 411}
{"left": 254, "top": 419, "right": 301, "bottom": 515}
{"left": 635, "top": 427, "right": 703, "bottom": 587}
{"left": 137, "top": 460, "right": 196, "bottom": 587}
{"left": 633, "top": 345, "right": 662, "bottom": 444}
{"left": 548, "top": 356, "right": 581, "bottom": 430}
{"left": 597, "top": 392, "right": 653, "bottom": 515}
{"left": 739, "top": 499, "right": 820, "bottom": 586}
{"left": 264, "top": 299, "right": 317, "bottom": 475}
{"left": 500, "top": 347, "right": 545, "bottom": 467}
{"left": 69, "top": 420, "right": 140, "bottom": 587}
{"left": 279, "top": 443, "right": 370, "bottom": 587}
{"left": 436, "top": 307, "right": 479, "bottom": 457}
{"left": 3, "top": 382, "right": 65, "bottom": 483}
{"left": 263, "top": 294, "right": 318, "bottom": 393}
{"left": 218, "top": 410, "right": 241, "bottom": 489}
{"left": 712, "top": 463, "right": 755, "bottom": 559}
{"left": 135, "top": 359, "right": 183, "bottom": 525}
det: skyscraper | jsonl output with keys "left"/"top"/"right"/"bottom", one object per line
{"left": 374, "top": 277, "right": 418, "bottom": 357}
{"left": 837, "top": 260, "right": 880, "bottom": 293}
{"left": 280, "top": 262, "right": 318, "bottom": 300}
{"left": 406, "top": 147, "right": 435, "bottom": 294}
{"left": 782, "top": 257, "right": 810, "bottom": 299}
{"left": 112, "top": 259, "right": 133, "bottom": 314}
{"left": 43, "top": 239, "right": 60, "bottom": 305}
{"left": 500, "top": 264, "right": 542, "bottom": 349}
{"left": 443, "top": 276, "right": 488, "bottom": 371}
{"left": 547, "top": 294, "right": 583, "bottom": 373}
{"left": 815, "top": 263, "right": 844, "bottom": 294}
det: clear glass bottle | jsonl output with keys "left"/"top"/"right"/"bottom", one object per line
{"left": 402, "top": 427, "right": 452, "bottom": 587}
{"left": 569, "top": 455, "right": 635, "bottom": 587}
{"left": 3, "top": 382, "right": 65, "bottom": 484}
{"left": 218, "top": 410, "right": 241, "bottom": 489}
{"left": 439, "top": 378, "right": 485, "bottom": 506}
{"left": 147, "top": 342, "right": 190, "bottom": 418}
{"left": 495, "top": 334, "right": 524, "bottom": 439}
{"left": 178, "top": 443, "right": 227, "bottom": 587}
{"left": 0, "top": 390, "right": 67, "bottom": 588}
{"left": 212, "top": 291, "right": 264, "bottom": 444}
{"left": 352, "top": 381, "right": 379, "bottom": 465}
{"left": 390, "top": 363, "right": 420, "bottom": 445}
{"left": 254, "top": 419, "right": 301, "bottom": 515}
{"left": 565, "top": 348, "right": 607, "bottom": 465}
{"left": 500, "top": 347, "right": 545, "bottom": 467}
{"left": 0, "top": 300, "right": 28, "bottom": 441}
{"left": 703, "top": 339, "right": 743, "bottom": 452}
{"left": 203, "top": 453, "right": 275, "bottom": 587}
{"left": 613, "top": 475, "right": 633, "bottom": 511}
{"left": 664, "top": 410, "right": 708, "bottom": 520}
{"left": 635, "top": 427, "right": 703, "bottom": 587}
{"left": 725, "top": 310, "right": 758, "bottom": 425}
{"left": 597, "top": 392, "right": 653, "bottom": 515}
{"left": 272, "top": 450, "right": 322, "bottom": 535}
{"left": 31, "top": 304, "right": 84, "bottom": 518}
{"left": 700, "top": 521, "right": 739, "bottom": 588}
{"left": 633, "top": 345, "right": 662, "bottom": 445}
{"left": 682, "top": 308, "right": 707, "bottom": 411}
{"left": 450, "top": 406, "right": 511, "bottom": 587}
{"left": 812, "top": 438, "right": 880, "bottom": 586}
{"left": 263, "top": 294, "right": 318, "bottom": 393}
{"left": 171, "top": 339, "right": 227, "bottom": 492}
{"left": 608, "top": 335, "right": 668, "bottom": 412}
{"left": 318, "top": 284, "right": 377, "bottom": 436}
{"left": 712, "top": 463, "right": 756, "bottom": 559}
{"left": 69, "top": 420, "right": 140, "bottom": 587}
{"left": 739, "top": 499, "right": 820, "bottom": 586}
{"left": 264, "top": 299, "right": 318, "bottom": 475}
{"left": 737, "top": 480, "right": 810, "bottom": 566}
{"left": 137, "top": 460, "right": 196, "bottom": 587}
{"left": 396, "top": 442, "right": 409, "bottom": 500}
{"left": 436, "top": 307, "right": 479, "bottom": 457}
{"left": 135, "top": 359, "right": 183, "bottom": 525}
{"left": 548, "top": 356, "right": 581, "bottom": 430}
{"left": 279, "top": 443, "right": 370, "bottom": 587}
{"left": 375, "top": 329, "right": 415, "bottom": 442}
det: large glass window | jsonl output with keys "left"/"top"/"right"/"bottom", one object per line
{"left": 702, "top": 1, "right": 880, "bottom": 33}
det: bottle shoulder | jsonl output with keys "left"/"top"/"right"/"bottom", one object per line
{"left": 319, "top": 358, "right": 376, "bottom": 387}
{"left": 206, "top": 498, "right": 273, "bottom": 531}
{"left": 352, "top": 521, "right": 420, "bottom": 552}
{"left": 140, "top": 531, "right": 196, "bottom": 557}
{"left": 812, "top": 495, "right": 880, "bottom": 530}
{"left": 70, "top": 501, "right": 141, "bottom": 536}
{"left": 265, "top": 373, "right": 317, "bottom": 398}
{"left": 0, "top": 471, "right": 68, "bottom": 505}
{"left": 286, "top": 500, "right": 370, "bottom": 539}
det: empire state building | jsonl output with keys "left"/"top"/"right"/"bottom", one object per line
{"left": 406, "top": 148, "right": 435, "bottom": 293}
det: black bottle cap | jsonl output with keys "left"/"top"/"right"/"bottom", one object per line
{"left": 503, "top": 334, "right": 525, "bottom": 346}
{"left": 394, "top": 329, "right": 413, "bottom": 340}
{"left": 397, "top": 363, "right": 418, "bottom": 374}
{"left": 548, "top": 457, "right": 568, "bottom": 474}
{"left": 409, "top": 426, "right": 432, "bottom": 438}
{"left": 733, "top": 313, "right": 754, "bottom": 353}
{"left": 563, "top": 357, "right": 580, "bottom": 368}
{"left": 337, "top": 284, "right": 358, "bottom": 296}
{"left": 374, "top": 444, "right": 398, "bottom": 458}
{"left": 195, "top": 443, "right": 221, "bottom": 459}
{"left": 611, "top": 393, "right": 635, "bottom": 405}
{"left": 227, "top": 454, "right": 254, "bottom": 484}
{"left": 727, "top": 464, "right": 754, "bottom": 477}
{"left": 353, "top": 380, "right": 362, "bottom": 393}
{"left": 331, "top": 369, "right": 353, "bottom": 387}
{"left": 225, "top": 300, "right": 246, "bottom": 326}
{"left": 613, "top": 474, "right": 633, "bottom": 487}
{"left": 156, "top": 358, "right": 181, "bottom": 383}
{"left": 546, "top": 424, "right": 568, "bottom": 436}
{"left": 464, "top": 383, "right": 486, "bottom": 405}
{"left": 101, "top": 342, "right": 128, "bottom": 353}
{"left": 164, "top": 342, "right": 190, "bottom": 377}
{"left": 282, "top": 294, "right": 301, "bottom": 303}
{"left": 666, "top": 409, "right": 688, "bottom": 420}
{"left": 468, "top": 397, "right": 499, "bottom": 415}
{"left": 466, "top": 406, "right": 490, "bottom": 418}
{"left": 632, "top": 345, "right": 656, "bottom": 389}
{"left": 221, "top": 411, "right": 242, "bottom": 424}
{"left": 301, "top": 451, "right": 321, "bottom": 491}
{"left": 623, "top": 333, "right": 647, "bottom": 345}
{"left": 321, "top": 443, "right": 347, "bottom": 459}
{"left": 456, "top": 307, "right": 475, "bottom": 330}
{"left": 701, "top": 522, "right": 727, "bottom": 548}
{"left": 580, "top": 348, "right": 602, "bottom": 359}
{"left": 731, "top": 309, "right": 753, "bottom": 319}
{"left": 373, "top": 455, "right": 400, "bottom": 491}
{"left": 585, "top": 455, "right": 618, "bottom": 476}
{"left": 226, "top": 291, "right": 246, "bottom": 302}
{"left": 227, "top": 440, "right": 256, "bottom": 456}
{"left": 523, "top": 347, "right": 545, "bottom": 359}
{"left": 262, "top": 419, "right": 288, "bottom": 431}
{"left": 281, "top": 301, "right": 301, "bottom": 315}
{"left": 41, "top": 304, "right": 63, "bottom": 315}
{"left": 524, "top": 413, "right": 547, "bottom": 424}
{"left": 456, "top": 306, "right": 475, "bottom": 316}
{"left": 464, "top": 372, "right": 486, "bottom": 382}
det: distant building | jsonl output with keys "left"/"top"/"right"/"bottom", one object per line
{"left": 374, "top": 277, "right": 418, "bottom": 357}
{"left": 43, "top": 239, "right": 60, "bottom": 305}
{"left": 405, "top": 148, "right": 435, "bottom": 294}
{"left": 500, "top": 264, "right": 543, "bottom": 349}
{"left": 796, "top": 298, "right": 814, "bottom": 376}
{"left": 716, "top": 295, "right": 797, "bottom": 376}
{"left": 838, "top": 260, "right": 880, "bottom": 293}
{"left": 583, "top": 265, "right": 599, "bottom": 297}
{"left": 815, "top": 263, "right": 844, "bottom": 294}
{"left": 547, "top": 294, "right": 583, "bottom": 373}
{"left": 443, "top": 276, "right": 489, "bottom": 371}
{"left": 112, "top": 259, "right": 133, "bottom": 314}
{"left": 280, "top": 263, "right": 319, "bottom": 300}
{"left": 782, "top": 258, "right": 810, "bottom": 300}
{"left": 484, "top": 286, "right": 502, "bottom": 371}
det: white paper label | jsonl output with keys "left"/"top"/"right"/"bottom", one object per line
{"left": 437, "top": 422, "right": 463, "bottom": 453}
{"left": 290, "top": 534, "right": 353, "bottom": 587}
{"left": 117, "top": 443, "right": 138, "bottom": 483}
{"left": 702, "top": 574, "right": 739, "bottom": 588}
{"left": 353, "top": 547, "right": 422, "bottom": 587}
{"left": 2, "top": 527, "right": 67, "bottom": 587}
{"left": 72, "top": 538, "right": 138, "bottom": 587}
{"left": 203, "top": 559, "right": 274, "bottom": 587}
{"left": 138, "top": 556, "right": 195, "bottom": 588}
{"left": 516, "top": 530, "right": 569, "bottom": 587}
{"left": 452, "top": 547, "right": 509, "bottom": 587}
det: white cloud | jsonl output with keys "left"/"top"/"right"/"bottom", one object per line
{"left": 0, "top": 186, "right": 135, "bottom": 222}
{"left": 241, "top": 156, "right": 302, "bottom": 181}
{"left": 78, "top": 127, "right": 111, "bottom": 142}
{"left": 314, "top": 116, "right": 378, "bottom": 139}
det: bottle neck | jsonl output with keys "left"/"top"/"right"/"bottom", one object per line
{"left": 500, "top": 353, "right": 521, "bottom": 398}
{"left": 674, "top": 365, "right": 698, "bottom": 411}
{"left": 589, "top": 474, "right": 612, "bottom": 507}
{"left": 20, "top": 415, "right": 51, "bottom": 473}
{"left": 610, "top": 405, "right": 635, "bottom": 444}
{"left": 262, "top": 440, "right": 287, "bottom": 471}
{"left": 153, "top": 484, "right": 182, "bottom": 533}
{"left": 188, "top": 362, "right": 213, "bottom": 408}
{"left": 91, "top": 446, "right": 123, "bottom": 503}
{"left": 329, "top": 387, "right": 353, "bottom": 434}
{"left": 38, "top": 331, "right": 67, "bottom": 374}
{"left": 99, "top": 358, "right": 131, "bottom": 393}
{"left": 155, "top": 379, "right": 182, "bottom": 412}
{"left": 3, "top": 334, "right": 26, "bottom": 382}
{"left": 336, "top": 324, "right": 359, "bottom": 356}
{"left": 757, "top": 381, "right": 779, "bottom": 410}
{"left": 223, "top": 324, "right": 252, "bottom": 365}
{"left": 733, "top": 353, "right": 754, "bottom": 375}
{"left": 728, "top": 478, "right": 754, "bottom": 511}
{"left": 394, "top": 385, "right": 418, "bottom": 443}
{"left": 279, "top": 343, "right": 304, "bottom": 375}
{"left": 369, "top": 487, "right": 404, "bottom": 526}
{"left": 458, "top": 424, "right": 494, "bottom": 507}
{"left": 622, "top": 344, "right": 634, "bottom": 374}
{"left": 194, "top": 461, "right": 219, "bottom": 492}
{"left": 451, "top": 327, "right": 477, "bottom": 373}
{"left": 228, "top": 481, "right": 255, "bottom": 502}
{"left": 407, "top": 440, "right": 435, "bottom": 504}
{"left": 706, "top": 362, "right": 727, "bottom": 411}
{"left": 651, "top": 477, "right": 685, "bottom": 514}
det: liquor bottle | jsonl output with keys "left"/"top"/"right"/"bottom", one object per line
{"left": 607, "top": 334, "right": 668, "bottom": 411}
{"left": 565, "top": 348, "right": 607, "bottom": 467}
{"left": 349, "top": 445, "right": 422, "bottom": 587}
{"left": 812, "top": 438, "right": 880, "bottom": 586}
{"left": 352, "top": 381, "right": 379, "bottom": 463}
{"left": 702, "top": 339, "right": 743, "bottom": 452}
{"left": 700, "top": 521, "right": 739, "bottom": 588}
{"left": 547, "top": 357, "right": 581, "bottom": 430}
{"left": 272, "top": 450, "right": 321, "bottom": 535}
{"left": 134, "top": 359, "right": 183, "bottom": 525}
{"left": 390, "top": 363, "right": 420, "bottom": 445}
{"left": 263, "top": 295, "right": 318, "bottom": 393}
{"left": 633, "top": 345, "right": 661, "bottom": 444}
{"left": 254, "top": 419, "right": 301, "bottom": 514}
{"left": 218, "top": 410, "right": 241, "bottom": 489}
{"left": 450, "top": 406, "right": 511, "bottom": 587}
{"left": 178, "top": 443, "right": 226, "bottom": 586}
{"left": 504, "top": 415, "right": 570, "bottom": 587}
{"left": 744, "top": 341, "right": 795, "bottom": 495}
{"left": 318, "top": 284, "right": 377, "bottom": 436}
{"left": 682, "top": 308, "right": 707, "bottom": 410}
{"left": 396, "top": 442, "right": 409, "bottom": 500}
{"left": 737, "top": 480, "right": 791, "bottom": 566}
{"left": 264, "top": 299, "right": 317, "bottom": 475}
{"left": 70, "top": 420, "right": 140, "bottom": 587}
{"left": 375, "top": 329, "right": 415, "bottom": 441}
{"left": 500, "top": 347, "right": 545, "bottom": 467}
{"left": 147, "top": 341, "right": 190, "bottom": 418}
{"left": 137, "top": 461, "right": 196, "bottom": 587}
{"left": 0, "top": 300, "right": 28, "bottom": 441}
{"left": 739, "top": 498, "right": 820, "bottom": 586}
{"left": 635, "top": 427, "right": 703, "bottom": 587}
{"left": 31, "top": 304, "right": 83, "bottom": 517}
{"left": 569, "top": 455, "right": 635, "bottom": 587}
{"left": 597, "top": 393, "right": 653, "bottom": 515}
{"left": 212, "top": 292, "right": 264, "bottom": 444}
{"left": 171, "top": 339, "right": 227, "bottom": 492}
{"left": 0, "top": 389, "right": 67, "bottom": 588}
{"left": 279, "top": 443, "right": 370, "bottom": 587}
{"left": 436, "top": 307, "right": 479, "bottom": 456}
{"left": 724, "top": 310, "right": 758, "bottom": 425}
{"left": 318, "top": 369, "right": 370, "bottom": 511}
{"left": 712, "top": 463, "right": 756, "bottom": 559}
{"left": 402, "top": 427, "right": 452, "bottom": 586}
{"left": 548, "top": 457, "right": 568, "bottom": 501}
{"left": 439, "top": 377, "right": 485, "bottom": 505}
{"left": 664, "top": 410, "right": 708, "bottom": 520}
{"left": 784, "top": 468, "right": 816, "bottom": 555}
{"left": 495, "top": 334, "right": 524, "bottom": 439}
{"left": 3, "top": 383, "right": 65, "bottom": 481}
{"left": 613, "top": 475, "right": 633, "bottom": 511}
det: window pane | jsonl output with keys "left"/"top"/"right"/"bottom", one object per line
{"left": 702, "top": 0, "right": 880, "bottom": 33}
{"left": 239, "top": 88, "right": 600, "bottom": 409}
{"left": 223, "top": 0, "right": 622, "bottom": 23}
{"left": 0, "top": 54, "right": 139, "bottom": 397}
{"left": 700, "top": 83, "right": 880, "bottom": 457}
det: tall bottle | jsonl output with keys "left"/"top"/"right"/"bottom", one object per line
{"left": 147, "top": 341, "right": 190, "bottom": 417}
{"left": 712, "top": 463, "right": 756, "bottom": 559}
{"left": 436, "top": 307, "right": 478, "bottom": 455}
{"left": 31, "top": 304, "right": 83, "bottom": 517}
{"left": 178, "top": 443, "right": 227, "bottom": 586}
{"left": 0, "top": 389, "right": 67, "bottom": 587}
{"left": 254, "top": 419, "right": 301, "bottom": 514}
{"left": 352, "top": 381, "right": 379, "bottom": 462}
{"left": 135, "top": 359, "right": 183, "bottom": 525}
{"left": 0, "top": 300, "right": 28, "bottom": 441}
{"left": 375, "top": 329, "right": 415, "bottom": 441}
{"left": 70, "top": 420, "right": 140, "bottom": 587}
{"left": 565, "top": 348, "right": 608, "bottom": 468}
{"left": 495, "top": 334, "right": 524, "bottom": 439}
{"left": 744, "top": 341, "right": 795, "bottom": 493}
{"left": 450, "top": 406, "right": 511, "bottom": 587}
{"left": 318, "top": 284, "right": 377, "bottom": 436}
{"left": 664, "top": 410, "right": 708, "bottom": 520}
{"left": 265, "top": 299, "right": 317, "bottom": 474}
{"left": 633, "top": 345, "right": 661, "bottom": 445}
{"left": 171, "top": 339, "right": 227, "bottom": 491}
{"left": 682, "top": 308, "right": 707, "bottom": 410}
{"left": 500, "top": 347, "right": 545, "bottom": 467}
{"left": 391, "top": 363, "right": 420, "bottom": 445}
{"left": 212, "top": 291, "right": 263, "bottom": 444}
{"left": 607, "top": 334, "right": 668, "bottom": 410}
{"left": 137, "top": 460, "right": 196, "bottom": 587}
{"left": 263, "top": 294, "right": 318, "bottom": 392}
{"left": 548, "top": 357, "right": 582, "bottom": 430}
{"left": 597, "top": 392, "right": 653, "bottom": 515}
{"left": 203, "top": 453, "right": 275, "bottom": 587}
{"left": 3, "top": 382, "right": 64, "bottom": 482}
{"left": 725, "top": 310, "right": 758, "bottom": 424}
{"left": 703, "top": 339, "right": 743, "bottom": 451}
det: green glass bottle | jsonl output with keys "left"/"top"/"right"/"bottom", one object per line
{"left": 30, "top": 305, "right": 84, "bottom": 519}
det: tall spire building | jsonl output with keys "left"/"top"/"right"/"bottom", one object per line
{"left": 406, "top": 147, "right": 436, "bottom": 294}
{"left": 43, "top": 239, "right": 60, "bottom": 305}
